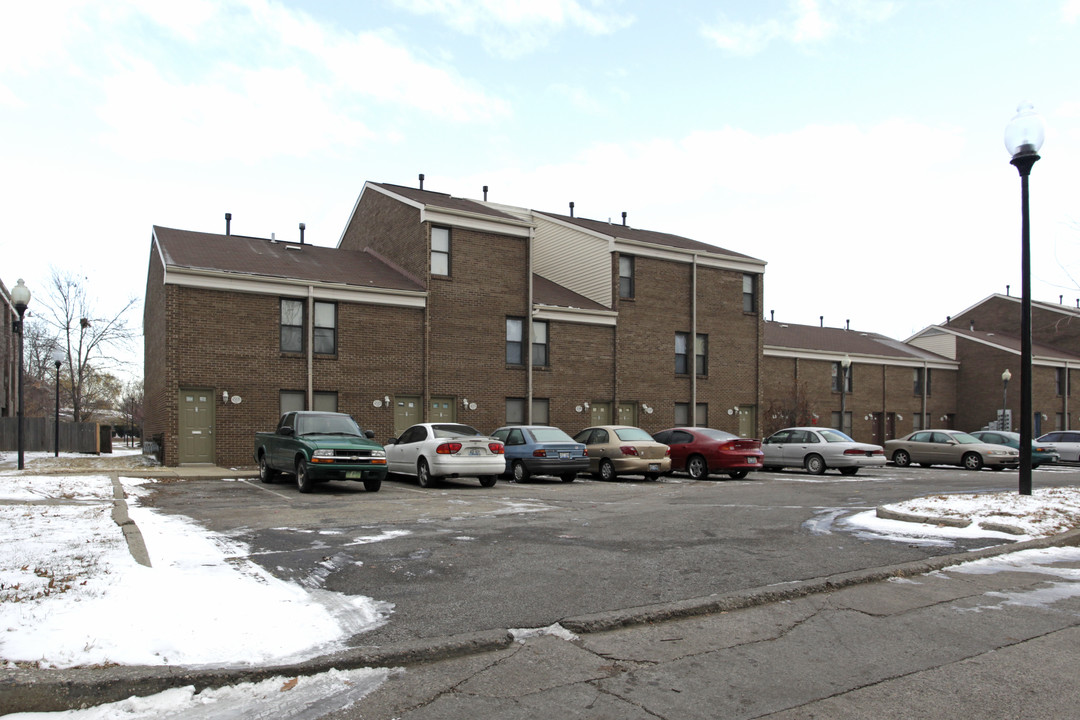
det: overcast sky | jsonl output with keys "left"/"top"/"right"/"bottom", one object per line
{"left": 3, "top": 0, "right": 1079, "bottom": 379}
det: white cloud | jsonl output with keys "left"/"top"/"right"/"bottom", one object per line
{"left": 1065, "top": 0, "right": 1080, "bottom": 22}
{"left": 702, "top": 0, "right": 898, "bottom": 56}
{"left": 391, "top": 0, "right": 635, "bottom": 57}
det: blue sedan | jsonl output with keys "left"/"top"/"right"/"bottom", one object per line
{"left": 490, "top": 425, "right": 589, "bottom": 483}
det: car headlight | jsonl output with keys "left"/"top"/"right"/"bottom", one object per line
{"left": 312, "top": 449, "right": 334, "bottom": 458}
{"left": 371, "top": 450, "right": 386, "bottom": 458}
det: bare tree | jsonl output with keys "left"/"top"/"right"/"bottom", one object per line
{"left": 36, "top": 269, "right": 137, "bottom": 423}
{"left": 762, "top": 382, "right": 818, "bottom": 437}
{"left": 119, "top": 379, "right": 144, "bottom": 447}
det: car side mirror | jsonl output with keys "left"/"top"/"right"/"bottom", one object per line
{"left": 365, "top": 430, "right": 375, "bottom": 439}
{"left": 279, "top": 426, "right": 294, "bottom": 436}
{"left": 386, "top": 438, "right": 398, "bottom": 445}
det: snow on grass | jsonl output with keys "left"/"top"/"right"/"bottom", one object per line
{"left": 0, "top": 474, "right": 392, "bottom": 669}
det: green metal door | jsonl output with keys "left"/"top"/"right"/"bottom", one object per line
{"left": 178, "top": 389, "right": 214, "bottom": 463}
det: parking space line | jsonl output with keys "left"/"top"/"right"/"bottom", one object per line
{"left": 237, "top": 479, "right": 294, "bottom": 501}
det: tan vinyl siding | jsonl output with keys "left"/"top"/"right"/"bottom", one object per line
{"left": 532, "top": 214, "right": 612, "bottom": 308}
{"left": 909, "top": 331, "right": 957, "bottom": 360}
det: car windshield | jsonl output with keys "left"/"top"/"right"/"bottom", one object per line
{"left": 951, "top": 431, "right": 982, "bottom": 444}
{"left": 614, "top": 427, "right": 653, "bottom": 442}
{"left": 817, "top": 429, "right": 854, "bottom": 443}
{"left": 433, "top": 424, "right": 483, "bottom": 438}
{"left": 296, "top": 414, "right": 362, "bottom": 436}
{"left": 530, "top": 427, "right": 574, "bottom": 442}
{"left": 698, "top": 428, "right": 738, "bottom": 441}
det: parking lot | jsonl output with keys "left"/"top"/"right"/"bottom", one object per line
{"left": 134, "top": 462, "right": 1080, "bottom": 649}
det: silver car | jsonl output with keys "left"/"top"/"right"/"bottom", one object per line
{"left": 885, "top": 430, "right": 1019, "bottom": 471}
{"left": 761, "top": 427, "right": 886, "bottom": 476}
{"left": 1036, "top": 431, "right": 1080, "bottom": 463}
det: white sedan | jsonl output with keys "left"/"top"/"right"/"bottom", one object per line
{"left": 385, "top": 423, "right": 505, "bottom": 487}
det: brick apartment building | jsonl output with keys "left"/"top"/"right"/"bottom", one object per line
{"left": 908, "top": 294, "right": 1080, "bottom": 436}
{"left": 763, "top": 321, "right": 958, "bottom": 445}
{"left": 144, "top": 180, "right": 767, "bottom": 467}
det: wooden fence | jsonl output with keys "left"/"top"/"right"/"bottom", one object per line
{"left": 0, "top": 417, "right": 106, "bottom": 454}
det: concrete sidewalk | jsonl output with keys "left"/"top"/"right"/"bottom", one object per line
{"left": 3, "top": 527, "right": 1079, "bottom": 715}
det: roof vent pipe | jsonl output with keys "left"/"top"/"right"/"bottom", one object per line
{"left": 225, "top": 213, "right": 232, "bottom": 236}
{"left": 299, "top": 222, "right": 306, "bottom": 244}
{"left": 569, "top": 201, "right": 574, "bottom": 217}
{"left": 621, "top": 211, "right": 627, "bottom": 226}
{"left": 1060, "top": 295, "right": 1064, "bottom": 304}
{"left": 419, "top": 173, "right": 424, "bottom": 190}
{"left": 846, "top": 319, "right": 850, "bottom": 330}
{"left": 770, "top": 310, "right": 774, "bottom": 322}
{"left": 820, "top": 316, "right": 823, "bottom": 327}
{"left": 970, "top": 320, "right": 975, "bottom": 331}
{"left": 483, "top": 185, "right": 488, "bottom": 201}
{"left": 1006, "top": 285, "right": 1011, "bottom": 296}
{"left": 947, "top": 316, "right": 951, "bottom": 324}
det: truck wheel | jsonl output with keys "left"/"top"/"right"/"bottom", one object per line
{"left": 364, "top": 478, "right": 382, "bottom": 492}
{"left": 258, "top": 454, "right": 277, "bottom": 484}
{"left": 296, "top": 459, "right": 314, "bottom": 493}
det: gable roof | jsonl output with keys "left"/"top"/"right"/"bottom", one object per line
{"left": 368, "top": 182, "right": 522, "bottom": 222}
{"left": 532, "top": 274, "right": 609, "bottom": 312}
{"left": 914, "top": 325, "right": 1080, "bottom": 362}
{"left": 534, "top": 211, "right": 760, "bottom": 262}
{"left": 153, "top": 226, "right": 424, "bottom": 293}
{"left": 765, "top": 321, "right": 953, "bottom": 364}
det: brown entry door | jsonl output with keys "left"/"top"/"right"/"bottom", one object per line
{"left": 179, "top": 389, "right": 214, "bottom": 463}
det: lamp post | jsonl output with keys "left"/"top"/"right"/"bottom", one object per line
{"left": 839, "top": 354, "right": 851, "bottom": 436}
{"left": 1001, "top": 369, "right": 1011, "bottom": 431}
{"left": 1005, "top": 102, "right": 1045, "bottom": 496}
{"left": 51, "top": 347, "right": 64, "bottom": 457}
{"left": 10, "top": 279, "right": 31, "bottom": 471}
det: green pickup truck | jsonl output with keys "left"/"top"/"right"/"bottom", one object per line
{"left": 254, "top": 411, "right": 387, "bottom": 493}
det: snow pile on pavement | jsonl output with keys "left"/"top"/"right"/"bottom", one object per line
{"left": 0, "top": 474, "right": 392, "bottom": 669}
{"left": 882, "top": 486, "right": 1080, "bottom": 537}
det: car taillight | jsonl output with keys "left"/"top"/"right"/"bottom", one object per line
{"left": 490, "top": 443, "right": 505, "bottom": 454}
{"left": 843, "top": 449, "right": 864, "bottom": 455}
{"left": 620, "top": 446, "right": 639, "bottom": 456}
{"left": 533, "top": 449, "right": 548, "bottom": 457}
{"left": 583, "top": 448, "right": 589, "bottom": 456}
{"left": 436, "top": 442, "right": 462, "bottom": 454}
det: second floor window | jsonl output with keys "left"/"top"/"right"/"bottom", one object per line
{"left": 281, "top": 299, "right": 303, "bottom": 353}
{"left": 832, "top": 362, "right": 853, "bottom": 392}
{"left": 507, "top": 318, "right": 548, "bottom": 366}
{"left": 619, "top": 255, "right": 635, "bottom": 299}
{"left": 314, "top": 301, "right": 336, "bottom": 354}
{"left": 743, "top": 274, "right": 756, "bottom": 313}
{"left": 675, "top": 333, "right": 708, "bottom": 375}
{"left": 431, "top": 227, "right": 450, "bottom": 275}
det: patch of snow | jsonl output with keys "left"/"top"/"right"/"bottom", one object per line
{"left": 509, "top": 622, "right": 579, "bottom": 643}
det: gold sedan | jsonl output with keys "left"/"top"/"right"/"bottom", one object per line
{"left": 572, "top": 425, "right": 672, "bottom": 481}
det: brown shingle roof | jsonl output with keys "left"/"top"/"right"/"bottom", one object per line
{"left": 939, "top": 326, "right": 1080, "bottom": 362}
{"left": 765, "top": 321, "right": 949, "bottom": 361}
{"left": 535, "top": 211, "right": 760, "bottom": 261}
{"left": 153, "top": 226, "right": 424, "bottom": 292}
{"left": 532, "top": 274, "right": 609, "bottom": 311}
{"left": 370, "top": 183, "right": 522, "bottom": 222}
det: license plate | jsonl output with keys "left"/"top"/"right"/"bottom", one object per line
{"left": 649, "top": 463, "right": 659, "bottom": 472}
{"left": 747, "top": 457, "right": 757, "bottom": 464}
{"left": 469, "top": 449, "right": 481, "bottom": 456}
{"left": 559, "top": 452, "right": 570, "bottom": 459}
{"left": 346, "top": 471, "right": 363, "bottom": 479}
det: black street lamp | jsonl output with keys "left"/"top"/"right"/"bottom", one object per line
{"left": 839, "top": 354, "right": 851, "bottom": 436}
{"left": 1001, "top": 368, "right": 1011, "bottom": 431}
{"left": 1005, "top": 103, "right": 1045, "bottom": 496}
{"left": 10, "top": 279, "right": 31, "bottom": 471}
{"left": 51, "top": 347, "right": 64, "bottom": 457}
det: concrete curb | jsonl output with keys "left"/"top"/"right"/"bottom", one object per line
{"left": 4, "top": 526, "right": 1079, "bottom": 715}
{"left": 876, "top": 505, "right": 1028, "bottom": 535}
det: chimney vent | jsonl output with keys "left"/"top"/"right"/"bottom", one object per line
{"left": 1006, "top": 284, "right": 1011, "bottom": 296}
{"left": 299, "top": 222, "right": 306, "bottom": 244}
{"left": 483, "top": 185, "right": 488, "bottom": 201}
{"left": 419, "top": 173, "right": 424, "bottom": 190}
{"left": 820, "top": 316, "right": 824, "bottom": 328}
{"left": 846, "top": 319, "right": 850, "bottom": 330}
{"left": 1060, "top": 295, "right": 1064, "bottom": 304}
{"left": 621, "top": 211, "right": 627, "bottom": 226}
{"left": 569, "top": 202, "right": 575, "bottom": 217}
{"left": 225, "top": 213, "right": 232, "bottom": 236}
{"left": 770, "top": 310, "right": 774, "bottom": 322}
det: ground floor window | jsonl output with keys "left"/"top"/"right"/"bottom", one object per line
{"left": 280, "top": 390, "right": 305, "bottom": 415}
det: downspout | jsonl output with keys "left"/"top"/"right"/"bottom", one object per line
{"left": 526, "top": 226, "right": 534, "bottom": 423}
{"left": 921, "top": 361, "right": 928, "bottom": 428}
{"left": 307, "top": 286, "right": 314, "bottom": 408}
{"left": 1065, "top": 361, "right": 1071, "bottom": 430}
{"left": 691, "top": 254, "right": 698, "bottom": 426}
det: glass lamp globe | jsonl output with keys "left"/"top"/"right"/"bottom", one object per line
{"left": 1004, "top": 103, "right": 1045, "bottom": 158}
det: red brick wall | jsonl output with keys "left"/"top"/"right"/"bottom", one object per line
{"left": 339, "top": 187, "right": 426, "bottom": 282}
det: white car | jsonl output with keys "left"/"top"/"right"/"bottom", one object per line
{"left": 385, "top": 423, "right": 505, "bottom": 487}
{"left": 761, "top": 427, "right": 886, "bottom": 476}
{"left": 1036, "top": 431, "right": 1080, "bottom": 463}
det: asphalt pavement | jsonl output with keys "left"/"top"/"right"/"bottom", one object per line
{"left": 3, "top": 458, "right": 1080, "bottom": 717}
